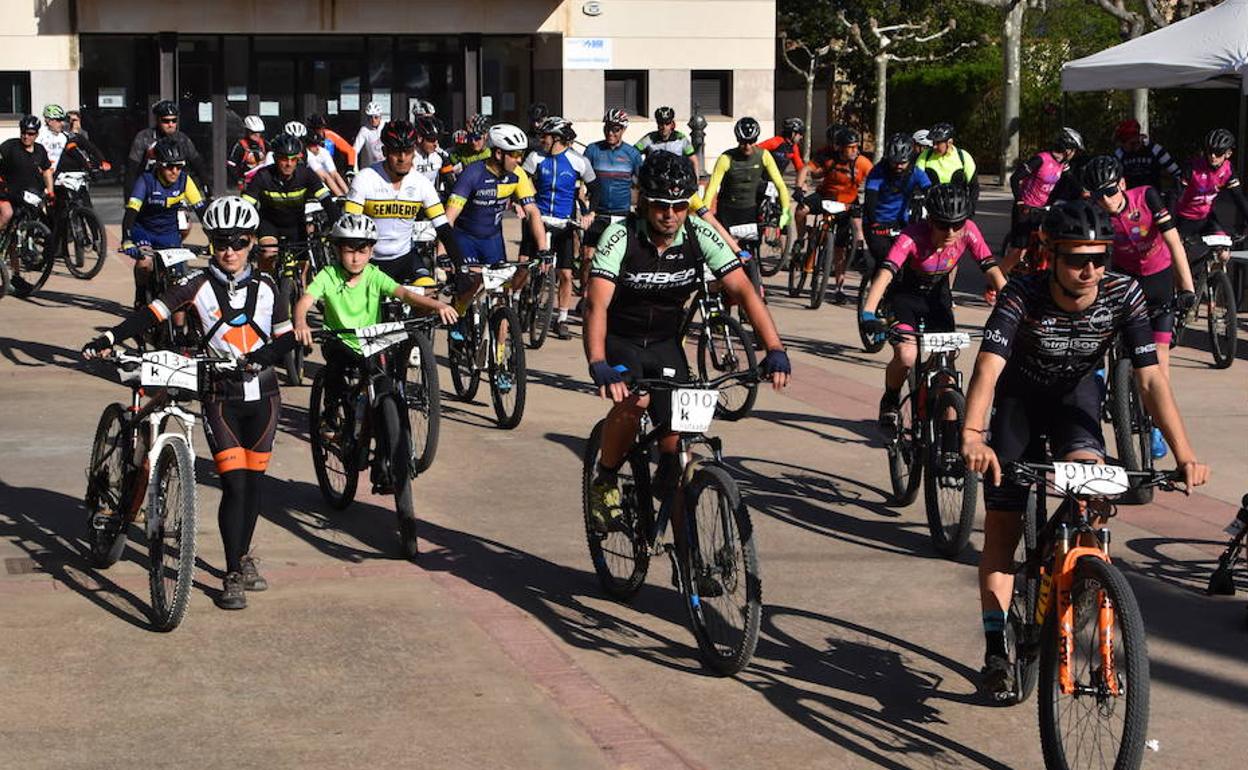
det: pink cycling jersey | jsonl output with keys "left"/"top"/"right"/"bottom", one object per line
{"left": 884, "top": 219, "right": 996, "bottom": 285}
{"left": 1018, "top": 152, "right": 1065, "bottom": 209}
{"left": 1109, "top": 186, "right": 1172, "bottom": 277}
{"left": 1175, "top": 155, "right": 1237, "bottom": 221}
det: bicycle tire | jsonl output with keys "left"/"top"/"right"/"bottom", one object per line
{"left": 0, "top": 256, "right": 9, "bottom": 300}
{"left": 786, "top": 243, "right": 808, "bottom": 298}
{"left": 147, "top": 439, "right": 197, "bottom": 632}
{"left": 488, "top": 305, "right": 527, "bottom": 429}
{"left": 84, "top": 402, "right": 132, "bottom": 568}
{"left": 810, "top": 225, "right": 834, "bottom": 309}
{"left": 309, "top": 369, "right": 358, "bottom": 509}
{"left": 1208, "top": 268, "right": 1237, "bottom": 369}
{"left": 681, "top": 463, "right": 762, "bottom": 676}
{"left": 276, "top": 277, "right": 304, "bottom": 385}
{"left": 379, "top": 395, "right": 418, "bottom": 558}
{"left": 696, "top": 314, "right": 758, "bottom": 421}
{"left": 1038, "top": 556, "right": 1150, "bottom": 770}
{"left": 447, "top": 321, "right": 482, "bottom": 402}
{"left": 856, "top": 272, "right": 887, "bottom": 354}
{"left": 757, "top": 222, "right": 786, "bottom": 277}
{"left": 404, "top": 329, "right": 441, "bottom": 474}
{"left": 10, "top": 220, "right": 52, "bottom": 298}
{"left": 887, "top": 379, "right": 923, "bottom": 506}
{"left": 527, "top": 269, "right": 557, "bottom": 349}
{"left": 924, "top": 389, "right": 977, "bottom": 558}
{"left": 64, "top": 205, "right": 107, "bottom": 279}
{"left": 1108, "top": 357, "right": 1154, "bottom": 505}
{"left": 1007, "top": 492, "right": 1042, "bottom": 705}
{"left": 582, "top": 420, "right": 653, "bottom": 600}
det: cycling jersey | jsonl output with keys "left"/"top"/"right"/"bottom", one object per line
{"left": 634, "top": 130, "right": 695, "bottom": 158}
{"left": 916, "top": 146, "right": 976, "bottom": 187}
{"left": 864, "top": 164, "right": 932, "bottom": 226}
{"left": 759, "top": 135, "right": 805, "bottom": 173}
{"left": 584, "top": 140, "right": 643, "bottom": 214}
{"left": 1175, "top": 155, "right": 1243, "bottom": 221}
{"left": 1107, "top": 186, "right": 1175, "bottom": 277}
{"left": 981, "top": 271, "right": 1158, "bottom": 392}
{"left": 811, "top": 148, "right": 873, "bottom": 204}
{"left": 243, "top": 164, "right": 333, "bottom": 231}
{"left": 125, "top": 170, "right": 206, "bottom": 241}
{"left": 35, "top": 127, "right": 68, "bottom": 166}
{"left": 883, "top": 220, "right": 996, "bottom": 290}
{"left": 344, "top": 161, "right": 449, "bottom": 260}
{"left": 590, "top": 215, "right": 741, "bottom": 344}
{"left": 705, "top": 147, "right": 790, "bottom": 213}
{"left": 522, "top": 147, "right": 595, "bottom": 219}
{"left": 227, "top": 137, "right": 267, "bottom": 188}
{"left": 1012, "top": 152, "right": 1067, "bottom": 209}
{"left": 0, "top": 139, "right": 50, "bottom": 198}
{"left": 450, "top": 145, "right": 490, "bottom": 171}
{"left": 447, "top": 159, "right": 536, "bottom": 239}
{"left": 305, "top": 263, "right": 400, "bottom": 352}
{"left": 303, "top": 146, "right": 338, "bottom": 178}
{"left": 412, "top": 146, "right": 454, "bottom": 191}
{"left": 1114, "top": 139, "right": 1181, "bottom": 190}
{"left": 353, "top": 124, "right": 383, "bottom": 169}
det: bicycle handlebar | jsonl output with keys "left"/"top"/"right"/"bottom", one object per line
{"left": 624, "top": 369, "right": 762, "bottom": 392}
{"left": 1005, "top": 461, "right": 1184, "bottom": 494}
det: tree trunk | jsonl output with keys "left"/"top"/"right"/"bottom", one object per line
{"left": 804, "top": 70, "right": 815, "bottom": 160}
{"left": 874, "top": 54, "right": 888, "bottom": 162}
{"left": 1000, "top": 0, "right": 1025, "bottom": 185}
{"left": 1132, "top": 88, "right": 1149, "bottom": 132}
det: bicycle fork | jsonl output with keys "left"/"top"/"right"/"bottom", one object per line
{"left": 1045, "top": 518, "right": 1118, "bottom": 697}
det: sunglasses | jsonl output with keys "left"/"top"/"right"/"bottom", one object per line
{"left": 931, "top": 219, "right": 966, "bottom": 232}
{"left": 504, "top": 150, "right": 525, "bottom": 159}
{"left": 160, "top": 118, "right": 178, "bottom": 124}
{"left": 276, "top": 154, "right": 302, "bottom": 160}
{"left": 158, "top": 161, "right": 186, "bottom": 169}
{"left": 1057, "top": 249, "right": 1110, "bottom": 269}
{"left": 649, "top": 199, "right": 690, "bottom": 212}
{"left": 1092, "top": 184, "right": 1119, "bottom": 199}
{"left": 21, "top": 131, "right": 37, "bottom": 137}
{"left": 211, "top": 234, "right": 253, "bottom": 252}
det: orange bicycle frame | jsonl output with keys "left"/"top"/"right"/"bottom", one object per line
{"left": 1053, "top": 543, "right": 1117, "bottom": 696}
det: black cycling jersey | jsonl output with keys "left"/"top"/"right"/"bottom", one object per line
{"left": 243, "top": 164, "right": 335, "bottom": 231}
{"left": 0, "top": 139, "right": 50, "bottom": 198}
{"left": 124, "top": 128, "right": 208, "bottom": 196}
{"left": 1114, "top": 139, "right": 1182, "bottom": 190}
{"left": 981, "top": 271, "right": 1159, "bottom": 392}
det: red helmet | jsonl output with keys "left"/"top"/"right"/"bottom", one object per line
{"left": 1114, "top": 118, "right": 1141, "bottom": 143}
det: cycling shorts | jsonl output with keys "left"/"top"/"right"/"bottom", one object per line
{"left": 453, "top": 229, "right": 507, "bottom": 266}
{"left": 1175, "top": 213, "right": 1223, "bottom": 246}
{"left": 1007, "top": 205, "right": 1047, "bottom": 249}
{"left": 202, "top": 393, "right": 281, "bottom": 475}
{"left": 584, "top": 213, "right": 628, "bottom": 248}
{"left": 129, "top": 222, "right": 184, "bottom": 251}
{"left": 864, "top": 227, "right": 900, "bottom": 279}
{"left": 984, "top": 375, "right": 1105, "bottom": 511}
{"left": 374, "top": 249, "right": 434, "bottom": 284}
{"left": 889, "top": 282, "right": 955, "bottom": 334}
{"left": 519, "top": 223, "right": 578, "bottom": 270}
{"left": 258, "top": 220, "right": 303, "bottom": 244}
{"left": 1129, "top": 266, "right": 1176, "bottom": 344}
{"left": 716, "top": 205, "right": 758, "bottom": 229}
{"left": 604, "top": 334, "right": 689, "bottom": 428}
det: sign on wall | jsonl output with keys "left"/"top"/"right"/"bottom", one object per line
{"left": 564, "top": 37, "right": 612, "bottom": 69}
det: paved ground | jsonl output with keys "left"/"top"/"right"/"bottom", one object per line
{"left": 2, "top": 190, "right": 1246, "bottom": 769}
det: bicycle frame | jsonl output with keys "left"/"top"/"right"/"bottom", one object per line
{"left": 135, "top": 392, "right": 197, "bottom": 541}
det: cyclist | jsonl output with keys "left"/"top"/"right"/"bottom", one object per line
{"left": 124, "top": 100, "right": 209, "bottom": 197}
{"left": 583, "top": 151, "right": 791, "bottom": 533}
{"left": 634, "top": 106, "right": 699, "bottom": 177}
{"left": 35, "top": 104, "right": 70, "bottom": 169}
{"left": 1112, "top": 119, "right": 1182, "bottom": 192}
{"left": 959, "top": 199, "right": 1208, "bottom": 696}
{"left": 411, "top": 115, "right": 456, "bottom": 198}
{"left": 915, "top": 122, "right": 979, "bottom": 213}
{"left": 344, "top": 119, "right": 464, "bottom": 284}
{"left": 243, "top": 132, "right": 338, "bottom": 274}
{"left": 1002, "top": 127, "right": 1085, "bottom": 274}
{"left": 522, "top": 116, "right": 596, "bottom": 339}
{"left": 860, "top": 183, "right": 1006, "bottom": 433}
{"left": 227, "top": 115, "right": 267, "bottom": 190}
{"left": 526, "top": 102, "right": 550, "bottom": 153}
{"left": 82, "top": 196, "right": 298, "bottom": 611}
{"left": 353, "top": 101, "right": 386, "bottom": 170}
{"left": 759, "top": 117, "right": 810, "bottom": 197}
{"left": 704, "top": 117, "right": 792, "bottom": 264}
{"left": 1172, "top": 128, "right": 1248, "bottom": 244}
{"left": 862, "top": 132, "right": 932, "bottom": 278}
{"left": 306, "top": 113, "right": 356, "bottom": 169}
{"left": 450, "top": 114, "right": 492, "bottom": 172}
{"left": 582, "top": 109, "right": 644, "bottom": 261}
{"left": 0, "top": 115, "right": 54, "bottom": 292}
{"left": 303, "top": 125, "right": 349, "bottom": 197}
{"left": 795, "top": 125, "right": 873, "bottom": 304}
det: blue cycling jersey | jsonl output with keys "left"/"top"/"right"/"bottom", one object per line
{"left": 522, "top": 148, "right": 596, "bottom": 219}
{"left": 584, "top": 140, "right": 642, "bottom": 215}
{"left": 448, "top": 159, "right": 536, "bottom": 239}
{"left": 864, "top": 164, "right": 931, "bottom": 226}
{"left": 125, "top": 170, "right": 205, "bottom": 241}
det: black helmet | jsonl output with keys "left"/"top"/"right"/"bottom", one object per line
{"left": 306, "top": 113, "right": 327, "bottom": 130}
{"left": 926, "top": 183, "right": 972, "bottom": 226}
{"left": 883, "top": 132, "right": 914, "bottom": 165}
{"left": 638, "top": 150, "right": 697, "bottom": 202}
{"left": 1053, "top": 126, "right": 1085, "bottom": 152}
{"left": 1205, "top": 127, "right": 1235, "bottom": 155}
{"left": 654, "top": 106, "right": 676, "bottom": 124}
{"left": 734, "top": 117, "right": 761, "bottom": 143}
{"left": 527, "top": 102, "right": 549, "bottom": 122}
{"left": 833, "top": 126, "right": 861, "bottom": 148}
{"left": 928, "top": 122, "right": 955, "bottom": 143}
{"left": 781, "top": 117, "right": 805, "bottom": 137}
{"left": 152, "top": 137, "right": 186, "bottom": 165}
{"left": 380, "top": 119, "right": 419, "bottom": 150}
{"left": 1080, "top": 155, "right": 1123, "bottom": 194}
{"left": 152, "top": 100, "right": 179, "bottom": 119}
{"left": 1042, "top": 199, "right": 1115, "bottom": 244}
{"left": 825, "top": 123, "right": 846, "bottom": 143}
{"left": 18, "top": 115, "right": 40, "bottom": 134}
{"left": 413, "top": 115, "right": 440, "bottom": 140}
{"left": 271, "top": 132, "right": 303, "bottom": 157}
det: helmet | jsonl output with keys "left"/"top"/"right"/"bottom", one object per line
{"left": 638, "top": 150, "right": 697, "bottom": 202}
{"left": 926, "top": 183, "right": 972, "bottom": 226}
{"left": 380, "top": 119, "right": 419, "bottom": 150}
{"left": 42, "top": 104, "right": 66, "bottom": 120}
{"left": 487, "top": 123, "right": 529, "bottom": 152}
{"left": 331, "top": 213, "right": 379, "bottom": 243}
{"left": 538, "top": 116, "right": 571, "bottom": 138}
{"left": 271, "top": 133, "right": 303, "bottom": 157}
{"left": 364, "top": 101, "right": 385, "bottom": 117}
{"left": 603, "top": 108, "right": 630, "bottom": 128}
{"left": 1054, "top": 126, "right": 1085, "bottom": 151}
{"left": 411, "top": 99, "right": 436, "bottom": 117}
{"left": 243, "top": 115, "right": 265, "bottom": 133}
{"left": 283, "top": 120, "right": 307, "bottom": 138}
{"left": 825, "top": 123, "right": 845, "bottom": 143}
{"left": 203, "top": 196, "right": 260, "bottom": 233}
{"left": 413, "top": 115, "right": 440, "bottom": 140}
{"left": 527, "top": 102, "right": 549, "bottom": 122}
{"left": 1080, "top": 155, "right": 1124, "bottom": 194}
{"left": 152, "top": 100, "right": 179, "bottom": 118}
{"left": 1205, "top": 127, "right": 1236, "bottom": 155}
{"left": 781, "top": 117, "right": 805, "bottom": 137}
{"left": 913, "top": 129, "right": 933, "bottom": 147}
{"left": 1114, "top": 118, "right": 1140, "bottom": 143}
{"left": 833, "top": 126, "right": 861, "bottom": 148}
{"left": 18, "top": 115, "right": 40, "bottom": 134}
{"left": 883, "top": 132, "right": 914, "bottom": 165}
{"left": 561, "top": 124, "right": 578, "bottom": 143}
{"left": 153, "top": 137, "right": 186, "bottom": 165}
{"left": 928, "top": 122, "right": 955, "bottom": 143}
{"left": 452, "top": 129, "right": 469, "bottom": 146}
{"left": 467, "top": 114, "right": 491, "bottom": 136}
{"left": 305, "top": 114, "right": 327, "bottom": 130}
{"left": 654, "top": 106, "right": 676, "bottom": 124}
{"left": 1042, "top": 199, "right": 1114, "bottom": 244}
{"left": 733, "top": 117, "right": 761, "bottom": 143}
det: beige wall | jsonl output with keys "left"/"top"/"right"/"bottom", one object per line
{"left": 0, "top": 0, "right": 78, "bottom": 134}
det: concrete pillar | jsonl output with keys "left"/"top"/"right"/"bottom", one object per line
{"left": 464, "top": 34, "right": 480, "bottom": 116}
{"left": 533, "top": 33, "right": 563, "bottom": 116}
{"left": 158, "top": 32, "right": 177, "bottom": 102}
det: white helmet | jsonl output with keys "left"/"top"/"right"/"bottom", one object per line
{"left": 364, "top": 101, "right": 384, "bottom": 117}
{"left": 243, "top": 115, "right": 265, "bottom": 133}
{"left": 912, "top": 129, "right": 932, "bottom": 148}
{"left": 487, "top": 123, "right": 528, "bottom": 152}
{"left": 203, "top": 196, "right": 260, "bottom": 233}
{"left": 330, "top": 213, "right": 379, "bottom": 243}
{"left": 411, "top": 99, "right": 436, "bottom": 117}
{"left": 284, "top": 120, "right": 307, "bottom": 138}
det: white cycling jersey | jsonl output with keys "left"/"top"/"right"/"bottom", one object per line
{"left": 37, "top": 127, "right": 68, "bottom": 166}
{"left": 411, "top": 146, "right": 451, "bottom": 188}
{"left": 353, "top": 125, "right": 383, "bottom": 169}
{"left": 344, "top": 161, "right": 448, "bottom": 260}
{"left": 304, "top": 146, "right": 337, "bottom": 177}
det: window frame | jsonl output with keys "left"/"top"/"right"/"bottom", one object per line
{"left": 691, "top": 70, "right": 732, "bottom": 118}
{"left": 604, "top": 70, "right": 648, "bottom": 119}
{"left": 0, "top": 71, "right": 32, "bottom": 119}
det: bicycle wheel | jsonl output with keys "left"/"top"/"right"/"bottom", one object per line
{"left": 809, "top": 226, "right": 835, "bottom": 309}
{"left": 309, "top": 369, "right": 358, "bottom": 509}
{"left": 924, "top": 389, "right": 977, "bottom": 557}
{"left": 1207, "top": 269, "right": 1237, "bottom": 369}
{"left": 786, "top": 242, "right": 808, "bottom": 298}
{"left": 582, "top": 420, "right": 653, "bottom": 600}
{"left": 64, "top": 205, "right": 108, "bottom": 279}
{"left": 0, "top": 256, "right": 9, "bottom": 300}
{"left": 277, "top": 277, "right": 304, "bottom": 386}
{"left": 147, "top": 439, "right": 197, "bottom": 632}
{"left": 527, "top": 269, "right": 557, "bottom": 349}
{"left": 1109, "top": 357, "right": 1154, "bottom": 505}
{"left": 404, "top": 329, "right": 441, "bottom": 474}
{"left": 1039, "top": 556, "right": 1150, "bottom": 770}
{"left": 379, "top": 395, "right": 418, "bottom": 558}
{"left": 696, "top": 314, "right": 758, "bottom": 421}
{"left": 856, "top": 272, "right": 887, "bottom": 353}
{"left": 488, "top": 306, "right": 527, "bottom": 429}
{"left": 681, "top": 463, "right": 762, "bottom": 676}
{"left": 447, "top": 321, "right": 482, "bottom": 402}
{"left": 10, "top": 220, "right": 52, "bottom": 298}
{"left": 84, "top": 402, "right": 132, "bottom": 568}
{"left": 757, "top": 223, "right": 786, "bottom": 277}
{"left": 887, "top": 380, "right": 923, "bottom": 506}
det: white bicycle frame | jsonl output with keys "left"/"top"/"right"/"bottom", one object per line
{"left": 141, "top": 404, "right": 197, "bottom": 540}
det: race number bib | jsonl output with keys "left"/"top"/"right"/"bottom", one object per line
{"left": 141, "top": 351, "right": 198, "bottom": 391}
{"left": 670, "top": 389, "right": 717, "bottom": 433}
{"left": 176, "top": 208, "right": 190, "bottom": 230}
{"left": 921, "top": 332, "right": 970, "bottom": 353}
{"left": 157, "top": 248, "right": 196, "bottom": 268}
{"left": 728, "top": 223, "right": 759, "bottom": 239}
{"left": 356, "top": 322, "right": 409, "bottom": 357}
{"left": 1052, "top": 463, "right": 1130, "bottom": 496}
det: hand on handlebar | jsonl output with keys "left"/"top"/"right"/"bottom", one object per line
{"left": 589, "top": 360, "right": 629, "bottom": 402}
{"left": 293, "top": 322, "right": 314, "bottom": 348}
{"left": 962, "top": 434, "right": 1002, "bottom": 487}
{"left": 1177, "top": 460, "right": 1209, "bottom": 495}
{"left": 1175, "top": 290, "right": 1197, "bottom": 315}
{"left": 81, "top": 332, "right": 115, "bottom": 360}
{"left": 761, "top": 349, "right": 791, "bottom": 390}
{"left": 434, "top": 302, "right": 459, "bottom": 326}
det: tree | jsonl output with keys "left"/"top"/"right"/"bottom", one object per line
{"left": 777, "top": 33, "right": 842, "bottom": 159}
{"left": 967, "top": 0, "right": 1039, "bottom": 183}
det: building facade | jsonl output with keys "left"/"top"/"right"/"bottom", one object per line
{"left": 1, "top": 0, "right": 775, "bottom": 189}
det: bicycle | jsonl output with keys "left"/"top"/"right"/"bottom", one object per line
{"left": 446, "top": 263, "right": 527, "bottom": 429}
{"left": 755, "top": 182, "right": 792, "bottom": 278}
{"left": 48, "top": 170, "right": 108, "bottom": 280}
{"left": 1101, "top": 336, "right": 1155, "bottom": 505}
{"left": 997, "top": 461, "right": 1181, "bottom": 770}
{"left": 787, "top": 199, "right": 859, "bottom": 309}
{"left": 581, "top": 369, "right": 763, "bottom": 675}
{"left": 517, "top": 221, "right": 566, "bottom": 349}
{"left": 272, "top": 237, "right": 321, "bottom": 386}
{"left": 677, "top": 265, "right": 758, "bottom": 421}
{"left": 1205, "top": 494, "right": 1248, "bottom": 611}
{"left": 380, "top": 297, "right": 442, "bottom": 475}
{"left": 135, "top": 244, "right": 206, "bottom": 351}
{"left": 0, "top": 191, "right": 53, "bottom": 298}
{"left": 309, "top": 320, "right": 427, "bottom": 558}
{"left": 84, "top": 349, "right": 239, "bottom": 631}
{"left": 855, "top": 226, "right": 899, "bottom": 354}
{"left": 881, "top": 326, "right": 980, "bottom": 557}
{"left": 1173, "top": 232, "right": 1238, "bottom": 369}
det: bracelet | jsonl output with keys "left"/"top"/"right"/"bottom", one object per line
{"left": 964, "top": 427, "right": 987, "bottom": 434}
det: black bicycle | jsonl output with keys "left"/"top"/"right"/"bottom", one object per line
{"left": 856, "top": 227, "right": 899, "bottom": 354}
{"left": 1101, "top": 336, "right": 1155, "bottom": 505}
{"left": 788, "top": 199, "right": 859, "bottom": 309}
{"left": 755, "top": 181, "right": 791, "bottom": 278}
{"left": 1206, "top": 494, "right": 1248, "bottom": 616}
{"left": 677, "top": 264, "right": 758, "bottom": 421}
{"left": 48, "top": 170, "right": 108, "bottom": 280}
{"left": 1, "top": 192, "right": 53, "bottom": 298}
{"left": 517, "top": 236, "right": 559, "bottom": 349}
{"left": 582, "top": 369, "right": 763, "bottom": 676}
{"left": 446, "top": 263, "right": 527, "bottom": 429}
{"left": 1173, "top": 232, "right": 1238, "bottom": 369}
{"left": 135, "top": 244, "right": 206, "bottom": 351}
{"left": 380, "top": 298, "right": 442, "bottom": 475}
{"left": 272, "top": 238, "right": 322, "bottom": 386}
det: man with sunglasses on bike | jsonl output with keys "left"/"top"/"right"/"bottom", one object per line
{"left": 244, "top": 132, "right": 338, "bottom": 275}
{"left": 124, "top": 100, "right": 208, "bottom": 198}
{"left": 83, "top": 197, "right": 298, "bottom": 610}
{"left": 582, "top": 151, "right": 791, "bottom": 534}
{"left": 959, "top": 199, "right": 1208, "bottom": 698}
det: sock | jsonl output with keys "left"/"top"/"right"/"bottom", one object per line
{"left": 558, "top": 308, "right": 569, "bottom": 322}
{"left": 881, "top": 388, "right": 901, "bottom": 409}
{"left": 982, "top": 610, "right": 1008, "bottom": 658}
{"left": 594, "top": 462, "right": 619, "bottom": 483}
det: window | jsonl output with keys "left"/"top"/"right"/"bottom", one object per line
{"left": 0, "top": 72, "right": 31, "bottom": 116}
{"left": 691, "top": 70, "right": 732, "bottom": 117}
{"left": 605, "top": 70, "right": 647, "bottom": 117}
